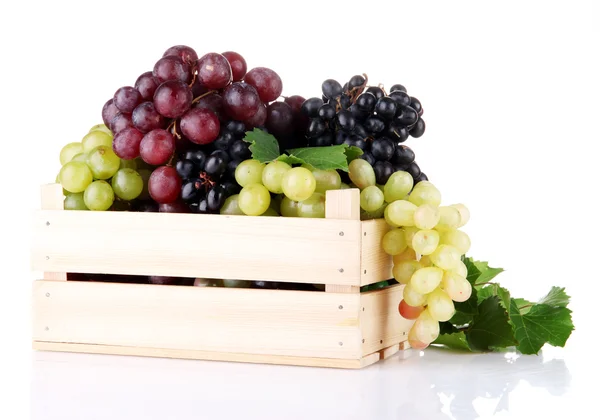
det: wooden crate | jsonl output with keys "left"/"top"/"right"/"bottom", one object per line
{"left": 31, "top": 184, "right": 414, "bottom": 369}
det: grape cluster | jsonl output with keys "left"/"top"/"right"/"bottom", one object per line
{"left": 299, "top": 75, "right": 427, "bottom": 186}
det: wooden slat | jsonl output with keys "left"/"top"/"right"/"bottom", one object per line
{"left": 325, "top": 189, "right": 360, "bottom": 220}
{"left": 40, "top": 183, "right": 67, "bottom": 281}
{"left": 359, "top": 284, "right": 414, "bottom": 356}
{"left": 325, "top": 285, "right": 360, "bottom": 293}
{"left": 33, "top": 341, "right": 381, "bottom": 369}
{"left": 31, "top": 197, "right": 362, "bottom": 286}
{"left": 360, "top": 219, "right": 393, "bottom": 286}
{"left": 33, "top": 280, "right": 362, "bottom": 359}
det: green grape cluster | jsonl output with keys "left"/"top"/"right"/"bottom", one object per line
{"left": 57, "top": 124, "right": 145, "bottom": 211}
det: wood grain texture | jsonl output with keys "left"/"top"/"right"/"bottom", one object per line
{"left": 32, "top": 186, "right": 362, "bottom": 285}
{"left": 359, "top": 284, "right": 414, "bottom": 356}
{"left": 40, "top": 183, "right": 67, "bottom": 281}
{"left": 33, "top": 280, "right": 363, "bottom": 359}
{"left": 360, "top": 219, "right": 393, "bottom": 286}
{"left": 33, "top": 341, "right": 381, "bottom": 369}
{"left": 325, "top": 189, "right": 360, "bottom": 220}
{"left": 325, "top": 285, "right": 360, "bottom": 293}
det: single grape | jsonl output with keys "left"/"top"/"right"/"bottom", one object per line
{"left": 197, "top": 52, "right": 232, "bottom": 89}
{"left": 412, "top": 229, "right": 440, "bottom": 255}
{"left": 318, "top": 103, "right": 336, "bottom": 121}
{"left": 297, "top": 193, "right": 325, "bottom": 218}
{"left": 301, "top": 97, "right": 324, "bottom": 118}
{"left": 181, "top": 179, "right": 200, "bottom": 202}
{"left": 266, "top": 101, "right": 294, "bottom": 137}
{"left": 59, "top": 142, "right": 83, "bottom": 165}
{"left": 451, "top": 203, "right": 471, "bottom": 227}
{"left": 244, "top": 67, "right": 282, "bottom": 102}
{"left": 449, "top": 260, "right": 468, "bottom": 278}
{"left": 371, "top": 138, "right": 395, "bottom": 162}
{"left": 427, "top": 288, "right": 455, "bottom": 322}
{"left": 412, "top": 310, "right": 440, "bottom": 345}
{"left": 163, "top": 45, "right": 198, "bottom": 64}
{"left": 112, "top": 127, "right": 143, "bottom": 160}
{"left": 83, "top": 180, "right": 114, "bottom": 211}
{"left": 410, "top": 118, "right": 426, "bottom": 138}
{"left": 375, "top": 97, "right": 398, "bottom": 120}
{"left": 184, "top": 150, "right": 207, "bottom": 171}
{"left": 335, "top": 110, "right": 355, "bottom": 132}
{"left": 280, "top": 196, "right": 299, "bottom": 217}
{"left": 113, "top": 86, "right": 142, "bottom": 113}
{"left": 134, "top": 71, "right": 161, "bottom": 101}
{"left": 381, "top": 228, "right": 408, "bottom": 255}
{"left": 222, "top": 82, "right": 261, "bottom": 121}
{"left": 356, "top": 92, "right": 377, "bottom": 112}
{"left": 82, "top": 130, "right": 112, "bottom": 153}
{"left": 408, "top": 183, "right": 442, "bottom": 207}
{"left": 194, "top": 93, "right": 226, "bottom": 121}
{"left": 442, "top": 271, "right": 472, "bottom": 302}
{"left": 393, "top": 247, "right": 417, "bottom": 265}
{"left": 309, "top": 168, "right": 341, "bottom": 193}
{"left": 429, "top": 244, "right": 461, "bottom": 270}
{"left": 434, "top": 206, "right": 462, "bottom": 232}
{"left": 262, "top": 161, "right": 291, "bottom": 194}
{"left": 245, "top": 102, "right": 267, "bottom": 127}
{"left": 180, "top": 108, "right": 220, "bottom": 145}
{"left": 132, "top": 102, "right": 165, "bottom": 133}
{"left": 109, "top": 112, "right": 134, "bottom": 134}
{"left": 238, "top": 183, "right": 271, "bottom": 216}
{"left": 414, "top": 205, "right": 441, "bottom": 230}
{"left": 207, "top": 184, "right": 227, "bottom": 212}
{"left": 390, "top": 84, "right": 407, "bottom": 93}
{"left": 386, "top": 122, "right": 409, "bottom": 143}
{"left": 153, "top": 55, "right": 192, "bottom": 84}
{"left": 229, "top": 140, "right": 251, "bottom": 161}
{"left": 139, "top": 129, "right": 175, "bottom": 165}
{"left": 373, "top": 161, "right": 394, "bottom": 185}
{"left": 111, "top": 168, "right": 143, "bottom": 200}
{"left": 388, "top": 90, "right": 411, "bottom": 107}
{"left": 410, "top": 267, "right": 443, "bottom": 295}
{"left": 393, "top": 145, "right": 415, "bottom": 165}
{"left": 393, "top": 260, "right": 422, "bottom": 284}
{"left": 348, "top": 159, "right": 376, "bottom": 190}
{"left": 148, "top": 166, "right": 182, "bottom": 204}
{"left": 406, "top": 162, "right": 421, "bottom": 179}
{"left": 64, "top": 192, "right": 88, "bottom": 210}
{"left": 365, "top": 86, "right": 384, "bottom": 99}
{"left": 205, "top": 153, "right": 228, "bottom": 177}
{"left": 440, "top": 229, "right": 471, "bottom": 255}
{"left": 383, "top": 171, "right": 413, "bottom": 203}
{"left": 360, "top": 185, "right": 385, "bottom": 213}
{"left": 384, "top": 200, "right": 417, "bottom": 227}
{"left": 89, "top": 123, "right": 112, "bottom": 135}
{"left": 220, "top": 194, "right": 244, "bottom": 215}
{"left": 347, "top": 74, "right": 366, "bottom": 91}
{"left": 87, "top": 145, "right": 120, "bottom": 179}
{"left": 281, "top": 167, "right": 316, "bottom": 202}
{"left": 403, "top": 282, "right": 427, "bottom": 307}
{"left": 153, "top": 80, "right": 193, "bottom": 119}
{"left": 235, "top": 159, "right": 265, "bottom": 187}
{"left": 102, "top": 99, "right": 119, "bottom": 128}
{"left": 396, "top": 106, "right": 419, "bottom": 126}
{"left": 222, "top": 51, "right": 247, "bottom": 82}
{"left": 398, "top": 300, "right": 425, "bottom": 320}
{"left": 321, "top": 79, "right": 342, "bottom": 100}
{"left": 403, "top": 226, "right": 419, "bottom": 248}
{"left": 407, "top": 326, "right": 429, "bottom": 350}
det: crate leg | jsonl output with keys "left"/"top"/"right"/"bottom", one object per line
{"left": 41, "top": 184, "right": 67, "bottom": 281}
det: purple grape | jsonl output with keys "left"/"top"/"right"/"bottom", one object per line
{"left": 113, "top": 86, "right": 142, "bottom": 114}
{"left": 197, "top": 53, "right": 232, "bottom": 89}
{"left": 162, "top": 45, "right": 198, "bottom": 65}
{"left": 244, "top": 67, "right": 283, "bottom": 102}
{"left": 110, "top": 112, "right": 134, "bottom": 134}
{"left": 153, "top": 80, "right": 193, "bottom": 118}
{"left": 135, "top": 72, "right": 161, "bottom": 101}
{"left": 132, "top": 102, "right": 165, "bottom": 133}
{"left": 222, "top": 82, "right": 260, "bottom": 121}
{"left": 153, "top": 56, "right": 192, "bottom": 84}
{"left": 113, "top": 127, "right": 144, "bottom": 160}
{"left": 102, "top": 99, "right": 119, "bottom": 128}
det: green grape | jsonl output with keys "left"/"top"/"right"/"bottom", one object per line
{"left": 238, "top": 183, "right": 271, "bottom": 216}
{"left": 449, "top": 260, "right": 468, "bottom": 278}
{"left": 220, "top": 194, "right": 245, "bottom": 215}
{"left": 384, "top": 171, "right": 413, "bottom": 203}
{"left": 137, "top": 169, "right": 152, "bottom": 200}
{"left": 261, "top": 161, "right": 291, "bottom": 193}
{"left": 410, "top": 267, "right": 443, "bottom": 294}
{"left": 297, "top": 193, "right": 326, "bottom": 218}
{"left": 281, "top": 167, "right": 316, "bottom": 201}
{"left": 441, "top": 271, "right": 472, "bottom": 302}
{"left": 59, "top": 142, "right": 84, "bottom": 165}
{"left": 340, "top": 182, "right": 351, "bottom": 189}
{"left": 408, "top": 183, "right": 442, "bottom": 207}
{"left": 87, "top": 146, "right": 121, "bottom": 180}
{"left": 403, "top": 282, "right": 427, "bottom": 306}
{"left": 119, "top": 159, "right": 137, "bottom": 170}
{"left": 89, "top": 123, "right": 113, "bottom": 135}
{"left": 414, "top": 204, "right": 440, "bottom": 230}
{"left": 260, "top": 207, "right": 279, "bottom": 217}
{"left": 435, "top": 206, "right": 462, "bottom": 232}
{"left": 348, "top": 159, "right": 375, "bottom": 190}
{"left": 403, "top": 226, "right": 419, "bottom": 249}
{"left": 59, "top": 161, "right": 93, "bottom": 193}
{"left": 71, "top": 152, "right": 88, "bottom": 163}
{"left": 111, "top": 169, "right": 143, "bottom": 200}
{"left": 440, "top": 229, "right": 471, "bottom": 255}
{"left": 360, "top": 185, "right": 385, "bottom": 212}
{"left": 393, "top": 260, "right": 422, "bottom": 284}
{"left": 82, "top": 130, "right": 113, "bottom": 153}
{"left": 426, "top": 288, "right": 455, "bottom": 321}
{"left": 393, "top": 247, "right": 417, "bottom": 265}
{"left": 413, "top": 310, "right": 440, "bottom": 345}
{"left": 63, "top": 192, "right": 88, "bottom": 210}
{"left": 429, "top": 244, "right": 461, "bottom": 270}
{"left": 235, "top": 159, "right": 266, "bottom": 188}
{"left": 310, "top": 168, "right": 341, "bottom": 193}
{"left": 382, "top": 228, "right": 408, "bottom": 255}
{"left": 83, "top": 180, "right": 114, "bottom": 211}
{"left": 384, "top": 200, "right": 417, "bottom": 227}
{"left": 280, "top": 196, "right": 299, "bottom": 217}
{"left": 451, "top": 203, "right": 471, "bottom": 227}
{"left": 412, "top": 229, "right": 440, "bottom": 255}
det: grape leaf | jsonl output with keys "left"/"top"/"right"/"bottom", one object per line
{"left": 463, "top": 257, "right": 482, "bottom": 285}
{"left": 243, "top": 129, "right": 281, "bottom": 163}
{"left": 478, "top": 284, "right": 511, "bottom": 310}
{"left": 286, "top": 145, "right": 351, "bottom": 171}
{"left": 344, "top": 146, "right": 364, "bottom": 162}
{"left": 466, "top": 296, "right": 517, "bottom": 351}
{"left": 439, "top": 321, "right": 460, "bottom": 335}
{"left": 509, "top": 295, "right": 574, "bottom": 355}
{"left": 512, "top": 298, "right": 534, "bottom": 315}
{"left": 433, "top": 331, "right": 472, "bottom": 352}
{"left": 537, "top": 286, "right": 570, "bottom": 308}
{"left": 471, "top": 260, "right": 504, "bottom": 286}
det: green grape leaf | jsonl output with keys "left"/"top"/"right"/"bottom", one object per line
{"left": 512, "top": 298, "right": 534, "bottom": 315}
{"left": 433, "top": 331, "right": 472, "bottom": 352}
{"left": 286, "top": 145, "right": 351, "bottom": 171}
{"left": 477, "top": 284, "right": 511, "bottom": 310}
{"left": 509, "top": 293, "right": 574, "bottom": 355}
{"left": 243, "top": 129, "right": 281, "bottom": 163}
{"left": 463, "top": 257, "right": 482, "bottom": 285}
{"left": 537, "top": 286, "right": 570, "bottom": 308}
{"left": 466, "top": 296, "right": 518, "bottom": 351}
{"left": 344, "top": 146, "right": 364, "bottom": 162}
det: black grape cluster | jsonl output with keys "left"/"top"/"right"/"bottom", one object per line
{"left": 299, "top": 75, "right": 428, "bottom": 185}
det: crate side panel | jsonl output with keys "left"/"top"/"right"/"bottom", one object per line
{"left": 360, "top": 284, "right": 414, "bottom": 356}
{"left": 360, "top": 219, "right": 393, "bottom": 286}
{"left": 32, "top": 210, "right": 361, "bottom": 285}
{"left": 33, "top": 280, "right": 362, "bottom": 359}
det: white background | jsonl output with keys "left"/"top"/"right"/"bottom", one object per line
{"left": 1, "top": 0, "right": 599, "bottom": 418}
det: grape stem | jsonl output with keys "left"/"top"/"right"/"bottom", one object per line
{"left": 191, "top": 89, "right": 218, "bottom": 105}
{"left": 188, "top": 69, "right": 198, "bottom": 88}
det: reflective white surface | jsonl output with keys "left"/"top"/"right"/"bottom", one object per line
{"left": 31, "top": 340, "right": 589, "bottom": 420}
